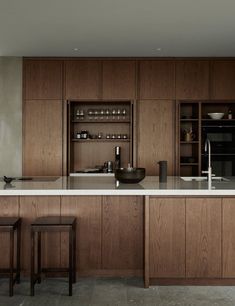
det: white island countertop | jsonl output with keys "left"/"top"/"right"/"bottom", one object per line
{"left": 1, "top": 176, "right": 235, "bottom": 196}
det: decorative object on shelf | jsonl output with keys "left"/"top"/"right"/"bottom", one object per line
{"left": 182, "top": 128, "right": 195, "bottom": 142}
{"left": 80, "top": 130, "right": 89, "bottom": 139}
{"left": 228, "top": 109, "right": 233, "bottom": 119}
{"left": 208, "top": 112, "right": 224, "bottom": 120}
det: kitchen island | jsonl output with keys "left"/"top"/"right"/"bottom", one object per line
{"left": 1, "top": 176, "right": 235, "bottom": 287}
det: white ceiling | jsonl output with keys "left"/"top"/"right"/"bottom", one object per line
{"left": 0, "top": 0, "right": 235, "bottom": 57}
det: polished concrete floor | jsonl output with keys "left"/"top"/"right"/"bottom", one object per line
{"left": 0, "top": 277, "right": 235, "bottom": 306}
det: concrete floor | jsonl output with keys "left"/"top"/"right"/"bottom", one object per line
{"left": 0, "top": 277, "right": 235, "bottom": 306}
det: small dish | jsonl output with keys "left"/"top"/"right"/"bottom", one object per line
{"left": 208, "top": 113, "right": 224, "bottom": 120}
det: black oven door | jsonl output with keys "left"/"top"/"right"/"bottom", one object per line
{"left": 202, "top": 153, "right": 235, "bottom": 176}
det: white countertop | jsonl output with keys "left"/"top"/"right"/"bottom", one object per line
{"left": 1, "top": 176, "right": 235, "bottom": 196}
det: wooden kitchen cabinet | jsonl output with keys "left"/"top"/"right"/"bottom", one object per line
{"left": 176, "top": 61, "right": 210, "bottom": 99}
{"left": 102, "top": 196, "right": 143, "bottom": 271}
{"left": 19, "top": 196, "right": 61, "bottom": 273}
{"left": 0, "top": 197, "right": 19, "bottom": 268}
{"left": 61, "top": 196, "right": 102, "bottom": 272}
{"left": 211, "top": 61, "right": 235, "bottom": 99}
{"left": 102, "top": 60, "right": 136, "bottom": 99}
{"left": 139, "top": 60, "right": 175, "bottom": 99}
{"left": 186, "top": 198, "right": 222, "bottom": 278}
{"left": 149, "top": 197, "right": 186, "bottom": 278}
{"left": 137, "top": 100, "right": 175, "bottom": 175}
{"left": 23, "top": 100, "right": 63, "bottom": 176}
{"left": 222, "top": 198, "right": 235, "bottom": 277}
{"left": 24, "top": 60, "right": 63, "bottom": 100}
{"left": 65, "top": 60, "right": 102, "bottom": 100}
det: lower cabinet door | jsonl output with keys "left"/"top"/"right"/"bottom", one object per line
{"left": 149, "top": 197, "right": 186, "bottom": 278}
{"left": 186, "top": 198, "right": 222, "bottom": 278}
{"left": 222, "top": 198, "right": 235, "bottom": 277}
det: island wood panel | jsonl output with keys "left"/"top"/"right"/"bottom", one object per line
{"left": 186, "top": 198, "right": 222, "bottom": 278}
{"left": 102, "top": 196, "right": 143, "bottom": 270}
{"left": 24, "top": 60, "right": 63, "bottom": 100}
{"left": 211, "top": 61, "right": 235, "bottom": 99}
{"left": 176, "top": 61, "right": 210, "bottom": 99}
{"left": 137, "top": 100, "right": 175, "bottom": 175}
{"left": 19, "top": 196, "right": 61, "bottom": 273}
{"left": 23, "top": 99, "right": 63, "bottom": 176}
{"left": 138, "top": 60, "right": 175, "bottom": 99}
{"left": 149, "top": 197, "right": 186, "bottom": 278}
{"left": 0, "top": 197, "right": 19, "bottom": 268}
{"left": 102, "top": 60, "right": 136, "bottom": 99}
{"left": 61, "top": 196, "right": 102, "bottom": 271}
{"left": 65, "top": 60, "right": 102, "bottom": 100}
{"left": 222, "top": 198, "right": 235, "bottom": 277}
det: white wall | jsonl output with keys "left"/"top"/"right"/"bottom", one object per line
{"left": 0, "top": 57, "right": 22, "bottom": 177}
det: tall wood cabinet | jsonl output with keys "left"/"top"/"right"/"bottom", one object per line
{"left": 23, "top": 60, "right": 63, "bottom": 176}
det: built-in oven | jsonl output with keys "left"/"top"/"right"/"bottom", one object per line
{"left": 202, "top": 122, "right": 235, "bottom": 176}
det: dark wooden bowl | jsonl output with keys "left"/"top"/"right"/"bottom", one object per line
{"left": 115, "top": 167, "right": 145, "bottom": 183}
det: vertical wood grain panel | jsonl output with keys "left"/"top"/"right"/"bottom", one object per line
{"left": 222, "top": 198, "right": 235, "bottom": 277}
{"left": 23, "top": 99, "right": 63, "bottom": 176}
{"left": 65, "top": 60, "right": 101, "bottom": 99}
{"left": 61, "top": 196, "right": 102, "bottom": 270}
{"left": 24, "top": 60, "right": 63, "bottom": 99}
{"left": 139, "top": 61, "right": 175, "bottom": 99}
{"left": 0, "top": 197, "right": 19, "bottom": 268}
{"left": 211, "top": 61, "right": 235, "bottom": 99}
{"left": 149, "top": 197, "right": 185, "bottom": 278}
{"left": 19, "top": 196, "right": 61, "bottom": 273}
{"left": 176, "top": 61, "right": 210, "bottom": 99}
{"left": 102, "top": 60, "right": 136, "bottom": 99}
{"left": 137, "top": 100, "right": 175, "bottom": 175}
{"left": 186, "top": 198, "right": 221, "bottom": 278}
{"left": 102, "top": 196, "right": 143, "bottom": 269}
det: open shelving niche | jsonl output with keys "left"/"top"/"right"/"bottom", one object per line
{"left": 178, "top": 100, "right": 235, "bottom": 176}
{"left": 67, "top": 100, "right": 133, "bottom": 174}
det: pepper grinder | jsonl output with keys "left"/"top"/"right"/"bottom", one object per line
{"left": 158, "top": 161, "right": 167, "bottom": 182}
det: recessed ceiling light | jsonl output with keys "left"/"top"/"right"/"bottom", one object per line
{"left": 74, "top": 48, "right": 79, "bottom": 51}
{"left": 157, "top": 48, "right": 161, "bottom": 51}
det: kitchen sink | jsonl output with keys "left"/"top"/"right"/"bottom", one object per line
{"left": 181, "top": 176, "right": 230, "bottom": 182}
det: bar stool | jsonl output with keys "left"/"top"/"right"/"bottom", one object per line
{"left": 30, "top": 216, "right": 76, "bottom": 296}
{"left": 0, "top": 217, "right": 21, "bottom": 297}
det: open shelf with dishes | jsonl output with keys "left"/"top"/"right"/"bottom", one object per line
{"left": 67, "top": 100, "right": 133, "bottom": 174}
{"left": 178, "top": 100, "right": 235, "bottom": 176}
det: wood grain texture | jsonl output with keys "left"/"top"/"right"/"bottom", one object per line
{"left": 211, "top": 61, "right": 235, "bottom": 99}
{"left": 102, "top": 60, "right": 136, "bottom": 99}
{"left": 65, "top": 60, "right": 101, "bottom": 99}
{"left": 23, "top": 100, "right": 63, "bottom": 176}
{"left": 19, "top": 196, "right": 61, "bottom": 273}
{"left": 137, "top": 100, "right": 175, "bottom": 175}
{"left": 24, "top": 60, "right": 63, "bottom": 99}
{"left": 222, "top": 198, "right": 235, "bottom": 277}
{"left": 186, "top": 198, "right": 222, "bottom": 278}
{"left": 102, "top": 196, "right": 143, "bottom": 269}
{"left": 149, "top": 197, "right": 185, "bottom": 278}
{"left": 176, "top": 61, "right": 210, "bottom": 99}
{"left": 0, "top": 197, "right": 19, "bottom": 268}
{"left": 139, "top": 61, "right": 175, "bottom": 99}
{"left": 144, "top": 196, "right": 150, "bottom": 288}
{"left": 61, "top": 196, "right": 102, "bottom": 270}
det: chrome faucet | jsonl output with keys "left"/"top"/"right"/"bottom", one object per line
{"left": 202, "top": 138, "right": 214, "bottom": 184}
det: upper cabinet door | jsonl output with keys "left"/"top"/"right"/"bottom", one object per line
{"left": 139, "top": 61, "right": 175, "bottom": 99}
{"left": 176, "top": 61, "right": 210, "bottom": 99}
{"left": 211, "top": 61, "right": 235, "bottom": 99}
{"left": 24, "top": 60, "right": 63, "bottom": 100}
{"left": 65, "top": 60, "right": 102, "bottom": 100}
{"left": 102, "top": 60, "right": 136, "bottom": 99}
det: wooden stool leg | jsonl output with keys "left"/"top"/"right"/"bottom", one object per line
{"left": 9, "top": 230, "right": 14, "bottom": 297}
{"left": 31, "top": 229, "right": 35, "bottom": 296}
{"left": 73, "top": 223, "right": 76, "bottom": 283}
{"left": 37, "top": 232, "right": 41, "bottom": 283}
{"left": 16, "top": 222, "right": 21, "bottom": 284}
{"left": 69, "top": 227, "right": 73, "bottom": 296}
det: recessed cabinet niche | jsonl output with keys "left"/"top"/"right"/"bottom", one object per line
{"left": 67, "top": 100, "right": 133, "bottom": 174}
